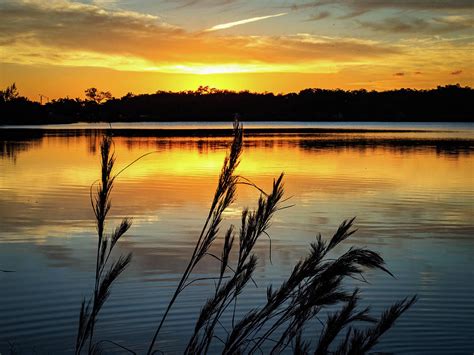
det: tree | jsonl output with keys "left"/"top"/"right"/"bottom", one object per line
{"left": 1, "top": 83, "right": 20, "bottom": 102}
{"left": 84, "top": 87, "right": 112, "bottom": 104}
{"left": 122, "top": 92, "right": 134, "bottom": 100}
{"left": 196, "top": 85, "right": 210, "bottom": 95}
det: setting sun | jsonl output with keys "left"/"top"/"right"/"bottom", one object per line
{"left": 0, "top": 2, "right": 473, "bottom": 353}
{"left": 1, "top": 0, "right": 472, "bottom": 99}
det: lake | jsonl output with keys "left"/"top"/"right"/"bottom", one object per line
{"left": 1, "top": 122, "right": 473, "bottom": 354}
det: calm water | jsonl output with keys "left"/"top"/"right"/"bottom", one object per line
{"left": 1, "top": 122, "right": 473, "bottom": 354}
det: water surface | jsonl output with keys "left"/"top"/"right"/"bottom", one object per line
{"left": 1, "top": 122, "right": 473, "bottom": 354}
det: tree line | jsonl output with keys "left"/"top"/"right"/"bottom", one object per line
{"left": 1, "top": 84, "right": 472, "bottom": 124}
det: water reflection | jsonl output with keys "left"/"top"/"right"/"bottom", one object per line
{"left": 2, "top": 128, "right": 473, "bottom": 160}
{"left": 0, "top": 126, "right": 473, "bottom": 354}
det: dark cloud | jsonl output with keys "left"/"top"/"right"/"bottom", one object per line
{"left": 305, "top": 11, "right": 330, "bottom": 21}
{"left": 360, "top": 18, "right": 430, "bottom": 33}
{"left": 359, "top": 16, "right": 473, "bottom": 34}
{"left": 394, "top": 72, "right": 405, "bottom": 76}
{"left": 355, "top": 0, "right": 473, "bottom": 11}
{"left": 288, "top": 1, "right": 474, "bottom": 17}
{"left": 162, "top": 0, "right": 240, "bottom": 10}
{"left": 451, "top": 70, "right": 463, "bottom": 75}
{"left": 289, "top": 2, "right": 324, "bottom": 11}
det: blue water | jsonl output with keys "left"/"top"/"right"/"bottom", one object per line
{"left": 0, "top": 123, "right": 473, "bottom": 354}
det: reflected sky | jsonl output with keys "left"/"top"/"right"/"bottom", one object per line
{"left": 1, "top": 130, "right": 472, "bottom": 239}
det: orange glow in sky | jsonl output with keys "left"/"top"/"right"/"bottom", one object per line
{"left": 0, "top": 0, "right": 472, "bottom": 99}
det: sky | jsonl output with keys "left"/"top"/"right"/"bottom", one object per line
{"left": 0, "top": 0, "right": 473, "bottom": 99}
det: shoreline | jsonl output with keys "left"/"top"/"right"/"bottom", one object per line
{"left": 2, "top": 120, "right": 473, "bottom": 131}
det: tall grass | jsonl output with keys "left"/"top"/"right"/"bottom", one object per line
{"left": 75, "top": 133, "right": 133, "bottom": 355}
{"left": 78, "top": 122, "right": 416, "bottom": 354}
{"left": 147, "top": 120, "right": 243, "bottom": 354}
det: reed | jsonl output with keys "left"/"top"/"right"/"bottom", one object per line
{"left": 78, "top": 121, "right": 415, "bottom": 354}
{"left": 75, "top": 132, "right": 133, "bottom": 355}
{"left": 145, "top": 121, "right": 416, "bottom": 354}
{"left": 147, "top": 120, "right": 244, "bottom": 354}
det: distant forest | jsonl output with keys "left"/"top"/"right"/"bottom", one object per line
{"left": 1, "top": 84, "right": 472, "bottom": 124}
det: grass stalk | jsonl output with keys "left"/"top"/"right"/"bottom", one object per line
{"left": 146, "top": 120, "right": 243, "bottom": 354}
{"left": 75, "top": 133, "right": 133, "bottom": 355}
{"left": 75, "top": 121, "right": 416, "bottom": 355}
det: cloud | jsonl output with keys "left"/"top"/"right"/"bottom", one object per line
{"left": 163, "top": 0, "right": 240, "bottom": 10}
{"left": 433, "top": 15, "right": 474, "bottom": 32}
{"left": 359, "top": 15, "right": 473, "bottom": 34}
{"left": 360, "top": 18, "right": 431, "bottom": 33}
{"left": 205, "top": 12, "right": 287, "bottom": 32}
{"left": 0, "top": 0, "right": 181, "bottom": 38}
{"left": 0, "top": 0, "right": 402, "bottom": 73}
{"left": 305, "top": 11, "right": 330, "bottom": 22}
{"left": 317, "top": 0, "right": 473, "bottom": 10}
{"left": 393, "top": 72, "right": 405, "bottom": 76}
{"left": 287, "top": 1, "right": 474, "bottom": 17}
{"left": 451, "top": 70, "right": 463, "bottom": 75}
{"left": 92, "top": 0, "right": 117, "bottom": 6}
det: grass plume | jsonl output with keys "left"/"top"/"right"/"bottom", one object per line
{"left": 76, "top": 121, "right": 416, "bottom": 354}
{"left": 75, "top": 133, "right": 133, "bottom": 355}
{"left": 147, "top": 120, "right": 243, "bottom": 354}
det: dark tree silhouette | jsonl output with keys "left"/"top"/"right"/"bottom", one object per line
{"left": 84, "top": 88, "right": 112, "bottom": 104}
{"left": 1, "top": 84, "right": 472, "bottom": 125}
{"left": 0, "top": 83, "right": 19, "bottom": 102}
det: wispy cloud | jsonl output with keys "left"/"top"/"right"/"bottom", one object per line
{"left": 92, "top": 0, "right": 117, "bottom": 6}
{"left": 359, "top": 15, "right": 473, "bottom": 34}
{"left": 165, "top": 0, "right": 241, "bottom": 10}
{"left": 287, "top": 1, "right": 474, "bottom": 18}
{"left": 1, "top": 0, "right": 472, "bottom": 89}
{"left": 305, "top": 11, "right": 330, "bottom": 22}
{"left": 205, "top": 12, "right": 287, "bottom": 31}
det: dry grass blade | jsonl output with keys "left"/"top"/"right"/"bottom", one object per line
{"left": 185, "top": 171, "right": 285, "bottom": 354}
{"left": 315, "top": 289, "right": 374, "bottom": 355}
{"left": 147, "top": 120, "right": 243, "bottom": 355}
{"left": 340, "top": 295, "right": 418, "bottom": 354}
{"left": 75, "top": 121, "right": 415, "bottom": 355}
{"left": 96, "top": 253, "right": 132, "bottom": 310}
{"left": 111, "top": 218, "right": 132, "bottom": 248}
{"left": 223, "top": 216, "right": 415, "bottom": 355}
{"left": 75, "top": 132, "right": 133, "bottom": 355}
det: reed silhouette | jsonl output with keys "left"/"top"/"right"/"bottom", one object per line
{"left": 75, "top": 133, "right": 133, "bottom": 355}
{"left": 77, "top": 121, "right": 416, "bottom": 354}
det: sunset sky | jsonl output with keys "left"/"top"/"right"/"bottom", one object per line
{"left": 1, "top": 0, "right": 473, "bottom": 100}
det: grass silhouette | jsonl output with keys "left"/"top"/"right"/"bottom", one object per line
{"left": 75, "top": 133, "right": 133, "bottom": 355}
{"left": 77, "top": 121, "right": 416, "bottom": 354}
